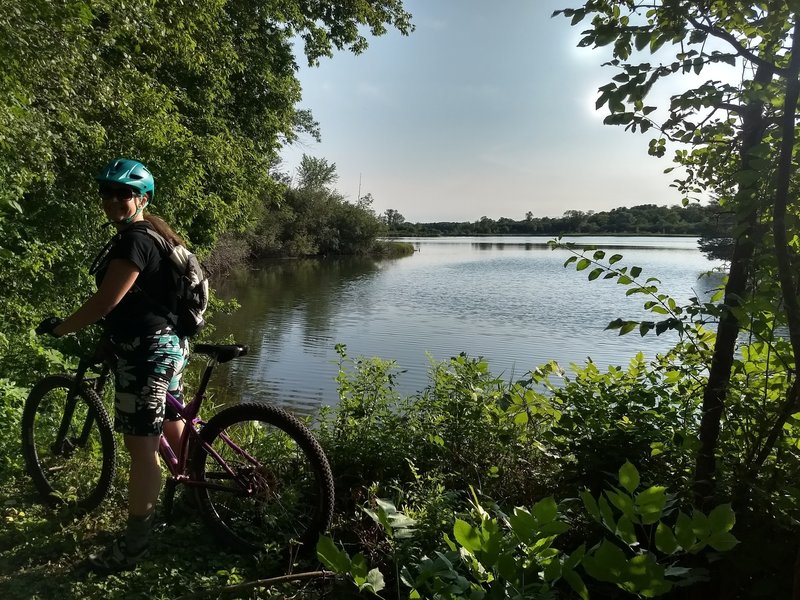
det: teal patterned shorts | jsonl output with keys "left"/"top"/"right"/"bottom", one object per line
{"left": 111, "top": 329, "right": 189, "bottom": 437}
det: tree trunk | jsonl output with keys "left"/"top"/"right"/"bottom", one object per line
{"left": 744, "top": 16, "right": 800, "bottom": 483}
{"left": 692, "top": 64, "right": 773, "bottom": 510}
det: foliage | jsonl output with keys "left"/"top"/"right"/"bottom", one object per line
{"left": 243, "top": 156, "right": 388, "bottom": 258}
{"left": 320, "top": 464, "right": 739, "bottom": 599}
{"left": 553, "top": 0, "right": 800, "bottom": 509}
{"left": 0, "top": 1, "right": 411, "bottom": 391}
{"left": 388, "top": 203, "right": 716, "bottom": 237}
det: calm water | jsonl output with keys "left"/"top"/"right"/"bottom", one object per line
{"left": 208, "top": 236, "right": 724, "bottom": 412}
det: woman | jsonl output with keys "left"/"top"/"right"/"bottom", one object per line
{"left": 36, "top": 158, "right": 189, "bottom": 573}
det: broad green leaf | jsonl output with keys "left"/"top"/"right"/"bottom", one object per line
{"left": 606, "top": 489, "right": 638, "bottom": 522}
{"left": 707, "top": 531, "right": 739, "bottom": 552}
{"left": 584, "top": 539, "right": 626, "bottom": 583}
{"left": 565, "top": 544, "right": 586, "bottom": 570}
{"left": 363, "top": 568, "right": 386, "bottom": 593}
{"left": 496, "top": 552, "right": 517, "bottom": 581}
{"left": 674, "top": 512, "right": 695, "bottom": 550}
{"left": 576, "top": 258, "right": 591, "bottom": 271}
{"left": 691, "top": 510, "right": 711, "bottom": 539}
{"left": 619, "top": 461, "right": 640, "bottom": 493}
{"left": 599, "top": 495, "right": 617, "bottom": 530}
{"left": 708, "top": 503, "right": 735, "bottom": 534}
{"left": 615, "top": 515, "right": 638, "bottom": 546}
{"left": 588, "top": 267, "right": 604, "bottom": 280}
{"left": 634, "top": 486, "right": 667, "bottom": 524}
{"left": 581, "top": 490, "right": 601, "bottom": 522}
{"left": 453, "top": 519, "right": 483, "bottom": 553}
{"left": 543, "top": 558, "right": 562, "bottom": 582}
{"left": 532, "top": 496, "right": 558, "bottom": 524}
{"left": 316, "top": 535, "right": 352, "bottom": 573}
{"left": 509, "top": 508, "right": 536, "bottom": 544}
{"left": 655, "top": 522, "right": 679, "bottom": 554}
{"left": 609, "top": 253, "right": 623, "bottom": 264}
{"left": 563, "top": 567, "right": 589, "bottom": 600}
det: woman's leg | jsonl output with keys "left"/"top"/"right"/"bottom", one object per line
{"left": 124, "top": 434, "right": 162, "bottom": 516}
{"left": 162, "top": 418, "right": 184, "bottom": 454}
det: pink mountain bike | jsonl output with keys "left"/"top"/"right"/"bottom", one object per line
{"left": 21, "top": 340, "right": 334, "bottom": 555}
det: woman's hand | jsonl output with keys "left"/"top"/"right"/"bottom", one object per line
{"left": 35, "top": 316, "right": 64, "bottom": 337}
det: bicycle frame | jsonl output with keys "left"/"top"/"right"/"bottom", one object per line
{"left": 51, "top": 340, "right": 258, "bottom": 499}
{"left": 156, "top": 354, "right": 263, "bottom": 497}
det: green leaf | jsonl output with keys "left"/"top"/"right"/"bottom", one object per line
{"left": 691, "top": 510, "right": 711, "bottom": 540}
{"left": 593, "top": 249, "right": 606, "bottom": 260}
{"left": 707, "top": 531, "right": 739, "bottom": 552}
{"left": 606, "top": 489, "right": 637, "bottom": 522}
{"left": 588, "top": 267, "right": 604, "bottom": 281}
{"left": 543, "top": 557, "right": 562, "bottom": 582}
{"left": 316, "top": 535, "right": 351, "bottom": 573}
{"left": 565, "top": 544, "right": 586, "bottom": 570}
{"left": 532, "top": 496, "right": 559, "bottom": 524}
{"left": 609, "top": 253, "right": 623, "bottom": 264}
{"left": 564, "top": 255, "right": 578, "bottom": 267}
{"left": 453, "top": 519, "right": 482, "bottom": 553}
{"left": 655, "top": 522, "right": 679, "bottom": 554}
{"left": 635, "top": 486, "right": 667, "bottom": 525}
{"left": 583, "top": 539, "right": 626, "bottom": 583}
{"left": 581, "top": 490, "right": 601, "bottom": 522}
{"left": 674, "top": 512, "right": 695, "bottom": 550}
{"left": 619, "top": 321, "right": 638, "bottom": 335}
{"left": 635, "top": 32, "right": 650, "bottom": 51}
{"left": 509, "top": 508, "right": 537, "bottom": 544}
{"left": 599, "top": 495, "right": 617, "bottom": 530}
{"left": 619, "top": 461, "right": 640, "bottom": 493}
{"left": 708, "top": 504, "right": 735, "bottom": 534}
{"left": 576, "top": 258, "right": 591, "bottom": 271}
{"left": 563, "top": 567, "right": 589, "bottom": 600}
{"left": 630, "top": 266, "right": 642, "bottom": 278}
{"left": 616, "top": 515, "right": 638, "bottom": 546}
{"left": 363, "top": 568, "right": 386, "bottom": 593}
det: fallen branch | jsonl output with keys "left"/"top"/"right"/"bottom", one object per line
{"left": 178, "top": 570, "right": 337, "bottom": 600}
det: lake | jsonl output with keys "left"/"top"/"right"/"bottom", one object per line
{"left": 209, "top": 236, "right": 725, "bottom": 412}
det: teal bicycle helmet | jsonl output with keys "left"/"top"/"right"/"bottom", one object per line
{"left": 96, "top": 158, "right": 155, "bottom": 202}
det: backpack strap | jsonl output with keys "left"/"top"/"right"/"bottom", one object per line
{"left": 128, "top": 225, "right": 180, "bottom": 328}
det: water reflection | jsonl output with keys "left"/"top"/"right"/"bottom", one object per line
{"left": 207, "top": 237, "right": 724, "bottom": 414}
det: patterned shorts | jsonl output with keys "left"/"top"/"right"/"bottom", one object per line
{"left": 111, "top": 329, "right": 189, "bottom": 437}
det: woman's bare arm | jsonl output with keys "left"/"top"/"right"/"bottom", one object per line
{"left": 53, "top": 259, "right": 140, "bottom": 336}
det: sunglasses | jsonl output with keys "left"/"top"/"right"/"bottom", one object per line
{"left": 99, "top": 187, "right": 138, "bottom": 202}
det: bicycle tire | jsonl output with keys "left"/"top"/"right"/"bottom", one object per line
{"left": 190, "top": 402, "right": 335, "bottom": 554}
{"left": 21, "top": 375, "right": 116, "bottom": 511}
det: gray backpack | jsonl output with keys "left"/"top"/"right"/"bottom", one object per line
{"left": 142, "top": 228, "right": 209, "bottom": 337}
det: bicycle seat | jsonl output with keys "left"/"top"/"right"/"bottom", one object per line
{"left": 193, "top": 343, "right": 249, "bottom": 363}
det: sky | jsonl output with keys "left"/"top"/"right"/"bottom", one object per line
{"left": 279, "top": 0, "right": 725, "bottom": 223}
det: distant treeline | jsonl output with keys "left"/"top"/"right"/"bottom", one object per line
{"left": 385, "top": 203, "right": 724, "bottom": 236}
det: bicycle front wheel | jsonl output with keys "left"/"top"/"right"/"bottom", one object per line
{"left": 21, "top": 375, "right": 116, "bottom": 511}
{"left": 191, "top": 402, "right": 334, "bottom": 555}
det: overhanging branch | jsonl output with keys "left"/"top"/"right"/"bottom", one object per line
{"left": 687, "top": 15, "right": 784, "bottom": 76}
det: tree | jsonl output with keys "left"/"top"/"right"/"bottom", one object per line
{"left": 296, "top": 155, "right": 339, "bottom": 191}
{"left": 384, "top": 209, "right": 406, "bottom": 228}
{"left": 556, "top": 2, "right": 800, "bottom": 512}
{"left": 0, "top": 0, "right": 412, "bottom": 383}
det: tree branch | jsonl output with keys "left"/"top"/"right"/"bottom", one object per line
{"left": 177, "top": 570, "right": 337, "bottom": 600}
{"left": 687, "top": 15, "right": 784, "bottom": 76}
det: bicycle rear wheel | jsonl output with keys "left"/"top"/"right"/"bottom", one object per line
{"left": 21, "top": 375, "right": 116, "bottom": 511}
{"left": 190, "top": 402, "right": 334, "bottom": 555}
